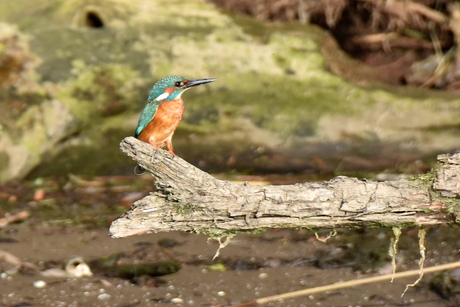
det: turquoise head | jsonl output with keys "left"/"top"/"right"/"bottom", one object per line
{"left": 147, "top": 75, "right": 216, "bottom": 102}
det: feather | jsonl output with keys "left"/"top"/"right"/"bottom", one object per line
{"left": 135, "top": 101, "right": 161, "bottom": 137}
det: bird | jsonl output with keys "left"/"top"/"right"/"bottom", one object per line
{"left": 134, "top": 75, "right": 216, "bottom": 174}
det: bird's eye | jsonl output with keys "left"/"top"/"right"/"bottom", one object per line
{"left": 175, "top": 81, "right": 184, "bottom": 87}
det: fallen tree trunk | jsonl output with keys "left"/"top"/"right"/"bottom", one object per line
{"left": 109, "top": 137, "right": 460, "bottom": 238}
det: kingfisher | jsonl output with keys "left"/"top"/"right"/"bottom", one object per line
{"left": 134, "top": 75, "right": 216, "bottom": 173}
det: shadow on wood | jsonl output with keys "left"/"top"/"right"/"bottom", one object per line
{"left": 109, "top": 137, "right": 460, "bottom": 238}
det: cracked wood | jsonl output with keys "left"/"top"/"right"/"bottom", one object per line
{"left": 110, "top": 137, "right": 459, "bottom": 238}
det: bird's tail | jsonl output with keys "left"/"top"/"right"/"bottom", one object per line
{"left": 134, "top": 165, "right": 146, "bottom": 175}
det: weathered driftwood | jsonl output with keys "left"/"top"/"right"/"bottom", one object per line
{"left": 109, "top": 137, "right": 460, "bottom": 238}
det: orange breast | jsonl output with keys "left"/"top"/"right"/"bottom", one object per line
{"left": 137, "top": 99, "right": 184, "bottom": 148}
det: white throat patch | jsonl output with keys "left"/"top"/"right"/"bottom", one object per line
{"left": 153, "top": 92, "right": 170, "bottom": 101}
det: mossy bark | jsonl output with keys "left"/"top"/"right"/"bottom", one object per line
{"left": 109, "top": 137, "right": 459, "bottom": 238}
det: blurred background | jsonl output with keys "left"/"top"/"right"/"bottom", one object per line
{"left": 1, "top": 0, "right": 460, "bottom": 306}
{"left": 1, "top": 0, "right": 459, "bottom": 182}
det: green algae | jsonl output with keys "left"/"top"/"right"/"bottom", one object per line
{"left": 407, "top": 169, "right": 437, "bottom": 186}
{"left": 62, "top": 62, "right": 143, "bottom": 118}
{"left": 0, "top": 152, "right": 9, "bottom": 175}
{"left": 171, "top": 201, "right": 204, "bottom": 216}
{"left": 91, "top": 255, "right": 182, "bottom": 279}
{"left": 184, "top": 72, "right": 361, "bottom": 137}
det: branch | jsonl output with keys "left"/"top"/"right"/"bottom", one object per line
{"left": 352, "top": 33, "right": 448, "bottom": 50}
{"left": 109, "top": 137, "right": 459, "bottom": 238}
{"left": 358, "top": 0, "right": 448, "bottom": 24}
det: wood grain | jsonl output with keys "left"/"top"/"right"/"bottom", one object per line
{"left": 110, "top": 137, "right": 459, "bottom": 238}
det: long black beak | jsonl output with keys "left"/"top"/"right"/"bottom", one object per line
{"left": 184, "top": 78, "right": 217, "bottom": 88}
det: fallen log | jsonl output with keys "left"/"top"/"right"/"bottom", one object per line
{"left": 109, "top": 137, "right": 460, "bottom": 238}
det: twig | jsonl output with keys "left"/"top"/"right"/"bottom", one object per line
{"left": 352, "top": 32, "right": 399, "bottom": 44}
{"left": 0, "top": 211, "right": 30, "bottom": 227}
{"left": 0, "top": 249, "right": 23, "bottom": 265}
{"left": 358, "top": 0, "right": 448, "bottom": 24}
{"left": 228, "top": 260, "right": 460, "bottom": 306}
{"left": 352, "top": 33, "right": 445, "bottom": 49}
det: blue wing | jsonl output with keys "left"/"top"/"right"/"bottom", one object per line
{"left": 135, "top": 101, "right": 161, "bottom": 137}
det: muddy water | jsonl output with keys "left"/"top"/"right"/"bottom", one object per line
{"left": 0, "top": 176, "right": 458, "bottom": 306}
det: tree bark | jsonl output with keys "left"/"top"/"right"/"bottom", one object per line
{"left": 109, "top": 137, "right": 460, "bottom": 238}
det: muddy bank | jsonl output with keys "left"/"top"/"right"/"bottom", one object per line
{"left": 1, "top": 224, "right": 457, "bottom": 306}
{"left": 0, "top": 175, "right": 459, "bottom": 306}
